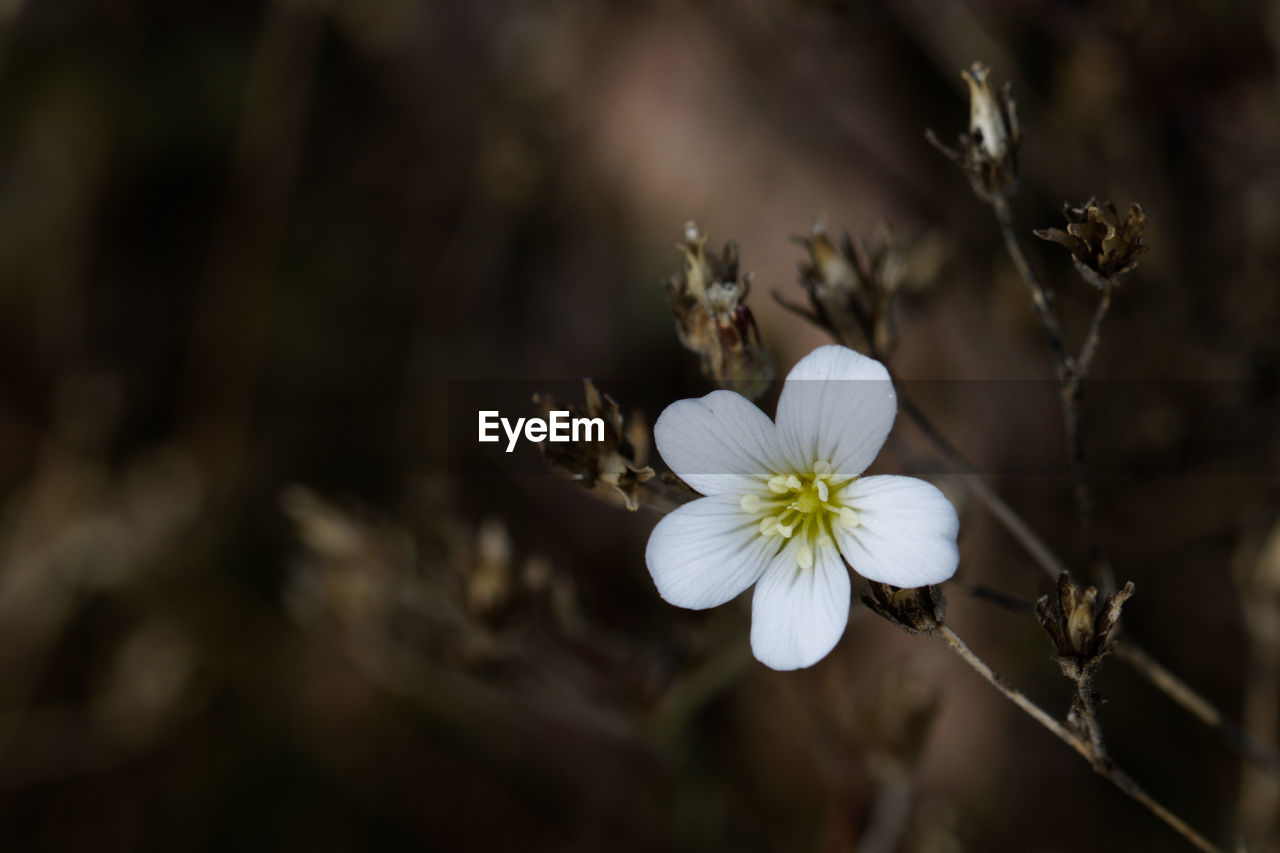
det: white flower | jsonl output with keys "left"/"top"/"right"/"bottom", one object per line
{"left": 645, "top": 345, "right": 960, "bottom": 670}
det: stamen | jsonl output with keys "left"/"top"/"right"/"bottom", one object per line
{"left": 796, "top": 544, "right": 814, "bottom": 570}
{"left": 750, "top": 466, "right": 859, "bottom": 558}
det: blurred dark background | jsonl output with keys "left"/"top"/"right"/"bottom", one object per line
{"left": 1, "top": 1, "right": 1278, "bottom": 850}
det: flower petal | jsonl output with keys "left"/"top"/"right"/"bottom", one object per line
{"left": 774, "top": 345, "right": 896, "bottom": 477}
{"left": 645, "top": 494, "right": 778, "bottom": 609}
{"left": 654, "top": 389, "right": 786, "bottom": 496}
{"left": 834, "top": 475, "right": 960, "bottom": 587}
{"left": 749, "top": 541, "right": 850, "bottom": 670}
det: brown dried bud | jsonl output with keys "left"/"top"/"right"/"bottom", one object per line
{"left": 790, "top": 222, "right": 891, "bottom": 355}
{"left": 927, "top": 62, "right": 1021, "bottom": 203}
{"left": 1035, "top": 571, "right": 1134, "bottom": 676}
{"left": 862, "top": 582, "right": 946, "bottom": 635}
{"left": 1034, "top": 198, "right": 1147, "bottom": 288}
{"left": 665, "top": 222, "right": 775, "bottom": 400}
{"left": 532, "top": 379, "right": 654, "bottom": 510}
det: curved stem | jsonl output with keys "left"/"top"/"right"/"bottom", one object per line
{"left": 1114, "top": 640, "right": 1280, "bottom": 781}
{"left": 937, "top": 625, "right": 1222, "bottom": 853}
{"left": 991, "top": 196, "right": 1074, "bottom": 383}
{"left": 1077, "top": 283, "right": 1114, "bottom": 379}
{"left": 990, "top": 196, "right": 1115, "bottom": 593}
{"left": 895, "top": 388, "right": 1068, "bottom": 579}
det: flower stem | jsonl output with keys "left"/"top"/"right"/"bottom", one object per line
{"left": 895, "top": 388, "right": 1068, "bottom": 579}
{"left": 990, "top": 195, "right": 1116, "bottom": 594}
{"left": 892, "top": 366, "right": 1280, "bottom": 782}
{"left": 936, "top": 624, "right": 1223, "bottom": 853}
{"left": 991, "top": 196, "right": 1074, "bottom": 384}
{"left": 1068, "top": 668, "right": 1110, "bottom": 770}
{"left": 1114, "top": 640, "right": 1280, "bottom": 781}
{"left": 1076, "top": 282, "right": 1114, "bottom": 379}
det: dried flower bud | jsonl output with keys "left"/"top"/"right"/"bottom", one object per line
{"left": 1035, "top": 571, "right": 1134, "bottom": 676}
{"left": 862, "top": 582, "right": 946, "bottom": 635}
{"left": 532, "top": 379, "right": 654, "bottom": 510}
{"left": 665, "top": 222, "right": 775, "bottom": 400}
{"left": 1034, "top": 198, "right": 1147, "bottom": 288}
{"left": 963, "top": 63, "right": 1011, "bottom": 160}
{"left": 927, "top": 62, "right": 1020, "bottom": 202}
{"left": 786, "top": 221, "right": 920, "bottom": 358}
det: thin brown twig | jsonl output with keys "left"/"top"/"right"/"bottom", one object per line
{"left": 1114, "top": 640, "right": 1280, "bottom": 783}
{"left": 798, "top": 294, "right": 1280, "bottom": 782}
{"left": 894, "top": 387, "right": 1069, "bottom": 579}
{"left": 1076, "top": 282, "right": 1114, "bottom": 379}
{"left": 936, "top": 624, "right": 1223, "bottom": 853}
{"left": 955, "top": 578, "right": 1280, "bottom": 783}
{"left": 990, "top": 196, "right": 1074, "bottom": 383}
{"left": 990, "top": 195, "right": 1116, "bottom": 594}
{"left": 1235, "top": 520, "right": 1280, "bottom": 847}
{"left": 1067, "top": 671, "right": 1111, "bottom": 770}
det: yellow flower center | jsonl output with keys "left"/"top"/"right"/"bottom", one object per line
{"left": 739, "top": 459, "right": 861, "bottom": 570}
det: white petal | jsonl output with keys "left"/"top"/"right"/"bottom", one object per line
{"left": 645, "top": 495, "right": 778, "bottom": 609}
{"left": 654, "top": 389, "right": 786, "bottom": 496}
{"left": 834, "top": 475, "right": 959, "bottom": 587}
{"left": 774, "top": 345, "right": 896, "bottom": 477}
{"left": 749, "top": 541, "right": 850, "bottom": 670}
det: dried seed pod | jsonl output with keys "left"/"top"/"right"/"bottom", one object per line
{"left": 1034, "top": 198, "right": 1147, "bottom": 288}
{"left": 928, "top": 62, "right": 1021, "bottom": 202}
{"left": 532, "top": 379, "right": 654, "bottom": 510}
{"left": 1035, "top": 571, "right": 1135, "bottom": 677}
{"left": 862, "top": 581, "right": 947, "bottom": 635}
{"left": 664, "top": 222, "right": 775, "bottom": 400}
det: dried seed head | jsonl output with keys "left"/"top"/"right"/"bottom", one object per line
{"left": 1034, "top": 198, "right": 1147, "bottom": 288}
{"left": 532, "top": 379, "right": 654, "bottom": 510}
{"left": 790, "top": 221, "right": 918, "bottom": 358}
{"left": 664, "top": 222, "right": 775, "bottom": 400}
{"left": 1036, "top": 571, "right": 1135, "bottom": 674}
{"left": 862, "top": 581, "right": 947, "bottom": 635}
{"left": 962, "top": 62, "right": 1011, "bottom": 160}
{"left": 928, "top": 62, "right": 1021, "bottom": 202}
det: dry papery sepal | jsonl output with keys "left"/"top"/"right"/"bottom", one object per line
{"left": 1035, "top": 197, "right": 1148, "bottom": 290}
{"left": 664, "top": 221, "right": 774, "bottom": 401}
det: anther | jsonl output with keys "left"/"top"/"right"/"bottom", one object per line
{"left": 796, "top": 544, "right": 814, "bottom": 570}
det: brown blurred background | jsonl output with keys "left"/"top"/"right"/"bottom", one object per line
{"left": 1, "top": 1, "right": 1278, "bottom": 851}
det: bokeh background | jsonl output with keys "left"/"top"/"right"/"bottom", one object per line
{"left": 1, "top": 1, "right": 1278, "bottom": 850}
